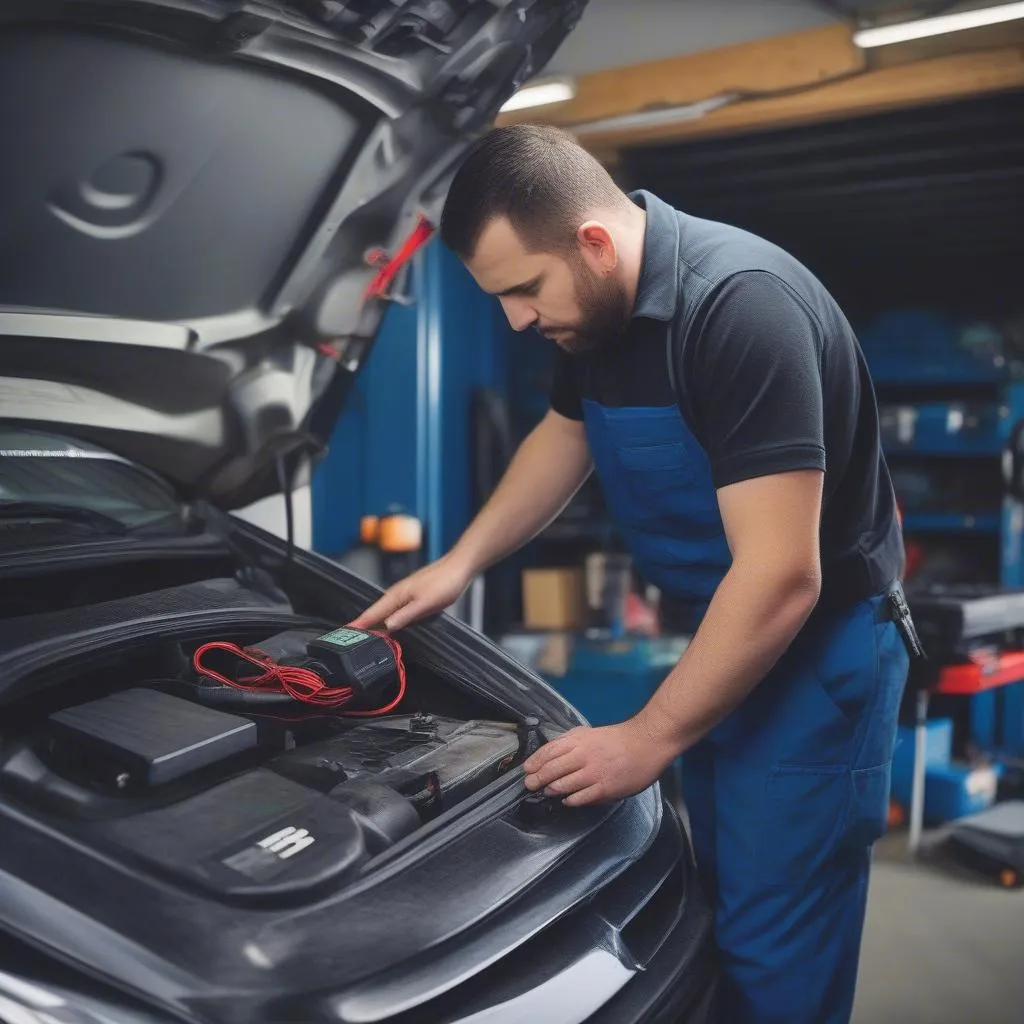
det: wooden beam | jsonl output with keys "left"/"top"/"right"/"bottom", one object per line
{"left": 498, "top": 24, "right": 866, "bottom": 130}
{"left": 498, "top": 24, "right": 1024, "bottom": 153}
{"left": 579, "top": 45, "right": 1024, "bottom": 150}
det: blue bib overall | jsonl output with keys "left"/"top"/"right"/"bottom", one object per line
{"left": 582, "top": 395, "right": 909, "bottom": 1024}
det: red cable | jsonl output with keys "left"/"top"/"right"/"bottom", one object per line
{"left": 192, "top": 630, "right": 406, "bottom": 716}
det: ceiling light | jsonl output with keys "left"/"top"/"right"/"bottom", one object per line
{"left": 499, "top": 77, "right": 576, "bottom": 113}
{"left": 853, "top": 2, "right": 1024, "bottom": 48}
{"left": 573, "top": 94, "right": 736, "bottom": 136}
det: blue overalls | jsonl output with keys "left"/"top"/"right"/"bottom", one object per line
{"left": 582, "top": 396, "right": 909, "bottom": 1024}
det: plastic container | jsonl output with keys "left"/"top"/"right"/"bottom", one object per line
{"left": 923, "top": 762, "right": 1004, "bottom": 826}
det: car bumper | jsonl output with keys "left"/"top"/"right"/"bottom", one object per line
{"left": 587, "top": 888, "right": 720, "bottom": 1024}
{"left": 428, "top": 797, "right": 720, "bottom": 1024}
{"left": 0, "top": 797, "right": 718, "bottom": 1024}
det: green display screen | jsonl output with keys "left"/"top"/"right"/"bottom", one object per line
{"left": 316, "top": 627, "right": 371, "bottom": 649}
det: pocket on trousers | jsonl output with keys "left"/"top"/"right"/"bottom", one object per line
{"left": 845, "top": 761, "right": 893, "bottom": 851}
{"left": 757, "top": 765, "right": 850, "bottom": 888}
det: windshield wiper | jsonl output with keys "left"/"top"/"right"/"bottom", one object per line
{"left": 0, "top": 501, "right": 129, "bottom": 536}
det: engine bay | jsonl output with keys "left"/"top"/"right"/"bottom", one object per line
{"left": 0, "top": 573, "right": 535, "bottom": 906}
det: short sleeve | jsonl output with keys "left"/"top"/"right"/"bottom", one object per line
{"left": 549, "top": 349, "right": 584, "bottom": 420}
{"left": 684, "top": 271, "right": 826, "bottom": 489}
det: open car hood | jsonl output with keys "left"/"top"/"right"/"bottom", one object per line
{"left": 0, "top": 0, "right": 587, "bottom": 508}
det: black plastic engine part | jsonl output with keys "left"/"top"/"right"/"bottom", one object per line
{"left": 47, "top": 689, "right": 257, "bottom": 789}
{"left": 269, "top": 715, "right": 520, "bottom": 815}
{"left": 304, "top": 626, "right": 397, "bottom": 699}
{"left": 185, "top": 628, "right": 319, "bottom": 707}
{"left": 189, "top": 627, "right": 398, "bottom": 707}
{"left": 328, "top": 779, "right": 422, "bottom": 853}
{"left": 95, "top": 769, "right": 368, "bottom": 900}
{"left": 252, "top": 627, "right": 323, "bottom": 665}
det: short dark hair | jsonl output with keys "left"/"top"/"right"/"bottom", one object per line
{"left": 440, "top": 123, "right": 629, "bottom": 259}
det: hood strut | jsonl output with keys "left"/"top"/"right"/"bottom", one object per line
{"left": 363, "top": 215, "right": 437, "bottom": 303}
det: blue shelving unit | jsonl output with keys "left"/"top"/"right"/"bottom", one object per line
{"left": 860, "top": 311, "right": 1024, "bottom": 586}
{"left": 862, "top": 311, "right": 1024, "bottom": 764}
{"left": 312, "top": 243, "right": 508, "bottom": 561}
{"left": 900, "top": 513, "right": 1002, "bottom": 535}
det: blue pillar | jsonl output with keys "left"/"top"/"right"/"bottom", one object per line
{"left": 312, "top": 241, "right": 506, "bottom": 561}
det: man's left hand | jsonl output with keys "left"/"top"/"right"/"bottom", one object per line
{"left": 523, "top": 720, "right": 678, "bottom": 807}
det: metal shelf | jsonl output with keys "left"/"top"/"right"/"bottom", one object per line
{"left": 901, "top": 512, "right": 1001, "bottom": 534}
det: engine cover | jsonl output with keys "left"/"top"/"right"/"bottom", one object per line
{"left": 19, "top": 702, "right": 522, "bottom": 904}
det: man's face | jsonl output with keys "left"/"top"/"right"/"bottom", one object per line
{"left": 465, "top": 217, "right": 629, "bottom": 354}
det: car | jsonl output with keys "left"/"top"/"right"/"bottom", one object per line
{"left": 0, "top": 2, "right": 718, "bottom": 1023}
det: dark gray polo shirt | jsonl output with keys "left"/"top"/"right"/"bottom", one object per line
{"left": 550, "top": 190, "right": 903, "bottom": 607}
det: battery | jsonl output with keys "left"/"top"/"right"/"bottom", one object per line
{"left": 304, "top": 627, "right": 397, "bottom": 700}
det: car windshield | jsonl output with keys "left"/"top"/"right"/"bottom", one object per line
{"left": 0, "top": 429, "right": 187, "bottom": 537}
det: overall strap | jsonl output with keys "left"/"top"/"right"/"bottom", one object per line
{"left": 664, "top": 319, "right": 699, "bottom": 440}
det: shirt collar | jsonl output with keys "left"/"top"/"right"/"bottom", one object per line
{"left": 628, "top": 190, "right": 681, "bottom": 323}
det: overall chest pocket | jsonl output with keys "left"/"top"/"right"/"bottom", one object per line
{"left": 614, "top": 441, "right": 698, "bottom": 528}
{"left": 617, "top": 439, "right": 695, "bottom": 486}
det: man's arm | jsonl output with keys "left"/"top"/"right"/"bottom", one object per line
{"left": 353, "top": 409, "right": 591, "bottom": 630}
{"left": 524, "top": 271, "right": 829, "bottom": 804}
{"left": 523, "top": 470, "right": 822, "bottom": 806}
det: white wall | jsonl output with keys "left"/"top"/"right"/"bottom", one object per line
{"left": 546, "top": 0, "right": 836, "bottom": 76}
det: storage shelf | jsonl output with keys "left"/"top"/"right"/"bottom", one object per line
{"left": 885, "top": 446, "right": 1002, "bottom": 458}
{"left": 870, "top": 365, "right": 1005, "bottom": 388}
{"left": 902, "top": 513, "right": 1001, "bottom": 534}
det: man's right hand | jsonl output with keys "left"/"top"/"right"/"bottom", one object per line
{"left": 350, "top": 553, "right": 474, "bottom": 632}
{"left": 350, "top": 412, "right": 591, "bottom": 633}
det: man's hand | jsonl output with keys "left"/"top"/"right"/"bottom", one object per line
{"left": 350, "top": 552, "right": 473, "bottom": 632}
{"left": 523, "top": 720, "right": 678, "bottom": 807}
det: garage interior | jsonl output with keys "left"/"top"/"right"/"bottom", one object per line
{"left": 306, "top": 3, "right": 1024, "bottom": 1021}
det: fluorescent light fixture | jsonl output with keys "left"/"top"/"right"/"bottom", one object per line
{"left": 853, "top": 1, "right": 1024, "bottom": 48}
{"left": 573, "top": 94, "right": 736, "bottom": 136}
{"left": 500, "top": 77, "right": 576, "bottom": 113}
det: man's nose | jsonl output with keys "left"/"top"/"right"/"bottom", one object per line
{"left": 500, "top": 297, "right": 538, "bottom": 333}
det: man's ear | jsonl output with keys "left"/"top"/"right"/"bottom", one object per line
{"left": 576, "top": 221, "right": 617, "bottom": 274}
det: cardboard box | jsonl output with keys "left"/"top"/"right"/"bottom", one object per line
{"left": 522, "top": 568, "right": 585, "bottom": 631}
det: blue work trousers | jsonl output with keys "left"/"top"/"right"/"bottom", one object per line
{"left": 681, "top": 596, "right": 909, "bottom": 1023}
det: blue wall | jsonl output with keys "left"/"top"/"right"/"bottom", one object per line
{"left": 312, "top": 242, "right": 507, "bottom": 560}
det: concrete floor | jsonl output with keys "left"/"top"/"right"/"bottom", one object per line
{"left": 852, "top": 831, "right": 1024, "bottom": 1024}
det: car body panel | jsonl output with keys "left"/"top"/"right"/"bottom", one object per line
{"left": 0, "top": 0, "right": 588, "bottom": 508}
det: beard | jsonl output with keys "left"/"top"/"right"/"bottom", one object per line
{"left": 544, "top": 258, "right": 630, "bottom": 355}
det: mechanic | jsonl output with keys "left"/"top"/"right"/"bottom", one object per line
{"left": 353, "top": 123, "right": 918, "bottom": 1023}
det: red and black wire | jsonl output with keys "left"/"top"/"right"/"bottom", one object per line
{"left": 192, "top": 630, "right": 406, "bottom": 717}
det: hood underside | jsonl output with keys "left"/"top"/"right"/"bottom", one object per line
{"left": 0, "top": 0, "right": 587, "bottom": 508}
